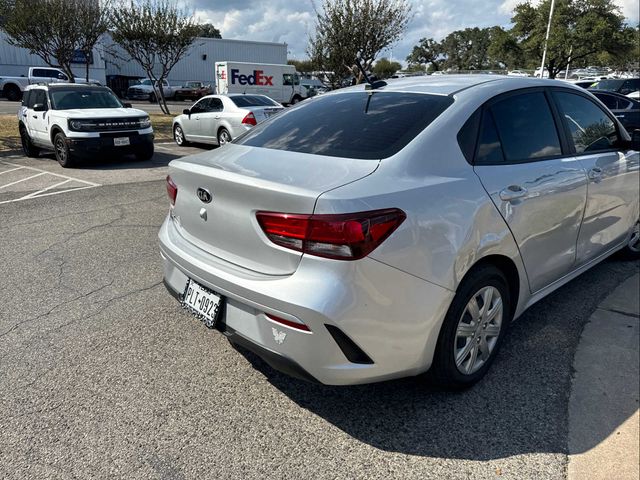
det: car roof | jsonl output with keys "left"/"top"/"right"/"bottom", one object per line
{"left": 332, "top": 75, "right": 581, "bottom": 96}
{"left": 25, "top": 83, "right": 106, "bottom": 91}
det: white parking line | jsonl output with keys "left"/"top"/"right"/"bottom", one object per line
{"left": 0, "top": 166, "right": 25, "bottom": 175}
{"left": 0, "top": 172, "right": 46, "bottom": 190}
{"left": 0, "top": 160, "right": 101, "bottom": 204}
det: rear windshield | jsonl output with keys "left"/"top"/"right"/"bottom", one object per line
{"left": 50, "top": 88, "right": 123, "bottom": 110}
{"left": 235, "top": 92, "right": 453, "bottom": 159}
{"left": 592, "top": 80, "right": 624, "bottom": 91}
{"left": 231, "top": 95, "right": 280, "bottom": 108}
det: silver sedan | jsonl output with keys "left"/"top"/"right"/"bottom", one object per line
{"left": 172, "top": 94, "right": 283, "bottom": 147}
{"left": 159, "top": 76, "right": 639, "bottom": 387}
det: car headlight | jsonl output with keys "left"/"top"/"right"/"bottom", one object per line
{"left": 69, "top": 119, "right": 87, "bottom": 131}
{"left": 139, "top": 116, "right": 151, "bottom": 129}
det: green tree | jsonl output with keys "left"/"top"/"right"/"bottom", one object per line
{"left": 406, "top": 37, "right": 442, "bottom": 71}
{"left": 372, "top": 57, "right": 401, "bottom": 79}
{"left": 76, "top": 0, "right": 112, "bottom": 83}
{"left": 511, "top": 0, "right": 633, "bottom": 78}
{"left": 439, "top": 27, "right": 494, "bottom": 71}
{"left": 110, "top": 0, "right": 199, "bottom": 114}
{"left": 196, "top": 23, "right": 221, "bottom": 38}
{"left": 308, "top": 0, "right": 412, "bottom": 88}
{"left": 487, "top": 26, "right": 524, "bottom": 70}
{"left": 0, "top": 0, "right": 101, "bottom": 82}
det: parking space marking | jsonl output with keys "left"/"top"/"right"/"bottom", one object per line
{"left": 0, "top": 166, "right": 25, "bottom": 175}
{"left": 0, "top": 172, "right": 46, "bottom": 190}
{"left": 0, "top": 160, "right": 101, "bottom": 204}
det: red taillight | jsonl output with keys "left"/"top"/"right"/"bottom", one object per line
{"left": 242, "top": 112, "right": 257, "bottom": 126}
{"left": 166, "top": 175, "right": 178, "bottom": 206}
{"left": 256, "top": 209, "right": 406, "bottom": 260}
{"left": 266, "top": 313, "right": 311, "bottom": 332}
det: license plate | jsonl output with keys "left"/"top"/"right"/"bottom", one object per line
{"left": 181, "top": 279, "right": 223, "bottom": 328}
{"left": 114, "top": 137, "right": 130, "bottom": 146}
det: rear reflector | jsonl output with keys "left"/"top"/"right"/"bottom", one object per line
{"left": 256, "top": 208, "right": 406, "bottom": 260}
{"left": 266, "top": 313, "right": 311, "bottom": 332}
{"left": 166, "top": 175, "right": 178, "bottom": 206}
{"left": 242, "top": 112, "right": 257, "bottom": 126}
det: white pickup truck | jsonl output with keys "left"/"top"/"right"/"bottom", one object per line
{"left": 126, "top": 79, "right": 176, "bottom": 102}
{"left": 0, "top": 67, "right": 100, "bottom": 101}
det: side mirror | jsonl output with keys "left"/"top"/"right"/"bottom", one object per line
{"left": 123, "top": 102, "right": 132, "bottom": 108}
{"left": 33, "top": 103, "right": 47, "bottom": 112}
{"left": 183, "top": 108, "right": 191, "bottom": 115}
{"left": 57, "top": 73, "right": 66, "bottom": 80}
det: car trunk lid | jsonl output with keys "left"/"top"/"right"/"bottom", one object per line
{"left": 168, "top": 144, "right": 379, "bottom": 275}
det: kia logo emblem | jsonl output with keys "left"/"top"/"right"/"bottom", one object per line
{"left": 197, "top": 188, "right": 212, "bottom": 203}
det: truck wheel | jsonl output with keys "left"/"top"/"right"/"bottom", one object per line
{"left": 135, "top": 143, "right": 154, "bottom": 161}
{"left": 19, "top": 126, "right": 40, "bottom": 158}
{"left": 291, "top": 95, "right": 302, "bottom": 104}
{"left": 54, "top": 132, "right": 75, "bottom": 168}
{"left": 4, "top": 84, "right": 22, "bottom": 102}
{"left": 149, "top": 93, "right": 157, "bottom": 103}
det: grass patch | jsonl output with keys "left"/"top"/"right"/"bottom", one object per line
{"left": 0, "top": 115, "right": 20, "bottom": 152}
{"left": 0, "top": 113, "right": 174, "bottom": 152}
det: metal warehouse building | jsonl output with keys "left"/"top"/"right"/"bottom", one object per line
{"left": 1, "top": 33, "right": 287, "bottom": 96}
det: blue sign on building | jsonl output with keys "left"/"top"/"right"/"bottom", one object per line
{"left": 71, "top": 50, "right": 93, "bottom": 64}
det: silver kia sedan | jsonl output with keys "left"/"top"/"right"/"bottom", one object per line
{"left": 159, "top": 76, "right": 640, "bottom": 387}
{"left": 172, "top": 94, "right": 283, "bottom": 147}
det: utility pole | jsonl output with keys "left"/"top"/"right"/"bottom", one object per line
{"left": 539, "top": 0, "right": 556, "bottom": 78}
{"left": 565, "top": 46, "right": 573, "bottom": 79}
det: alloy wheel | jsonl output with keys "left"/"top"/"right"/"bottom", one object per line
{"left": 174, "top": 126, "right": 184, "bottom": 145}
{"left": 454, "top": 286, "right": 503, "bottom": 375}
{"left": 629, "top": 222, "right": 640, "bottom": 253}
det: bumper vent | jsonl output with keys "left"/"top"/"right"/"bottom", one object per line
{"left": 325, "top": 325, "right": 374, "bottom": 364}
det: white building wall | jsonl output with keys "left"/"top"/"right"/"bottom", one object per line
{"left": 104, "top": 37, "right": 288, "bottom": 85}
{"left": 0, "top": 32, "right": 107, "bottom": 84}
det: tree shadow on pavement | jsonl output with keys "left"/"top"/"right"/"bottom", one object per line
{"left": 235, "top": 257, "right": 639, "bottom": 461}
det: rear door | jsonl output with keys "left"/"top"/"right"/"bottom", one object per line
{"left": 198, "top": 97, "right": 224, "bottom": 141}
{"left": 472, "top": 89, "right": 588, "bottom": 293}
{"left": 551, "top": 89, "right": 639, "bottom": 264}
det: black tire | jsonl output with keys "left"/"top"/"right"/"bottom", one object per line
{"left": 618, "top": 221, "right": 640, "bottom": 260}
{"left": 53, "top": 132, "right": 75, "bottom": 167}
{"left": 430, "top": 264, "right": 512, "bottom": 389}
{"left": 149, "top": 93, "right": 156, "bottom": 103}
{"left": 173, "top": 124, "right": 188, "bottom": 146}
{"left": 4, "top": 84, "right": 22, "bottom": 102}
{"left": 291, "top": 95, "right": 302, "bottom": 105}
{"left": 19, "top": 125, "right": 40, "bottom": 158}
{"left": 217, "top": 128, "right": 231, "bottom": 146}
{"left": 135, "top": 143, "right": 154, "bottom": 161}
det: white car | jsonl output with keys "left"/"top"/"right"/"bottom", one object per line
{"left": 18, "top": 84, "right": 153, "bottom": 167}
{"left": 172, "top": 94, "right": 284, "bottom": 147}
{"left": 507, "top": 70, "right": 530, "bottom": 77}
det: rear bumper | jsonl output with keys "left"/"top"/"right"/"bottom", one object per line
{"left": 67, "top": 133, "right": 154, "bottom": 156}
{"left": 159, "top": 215, "right": 454, "bottom": 385}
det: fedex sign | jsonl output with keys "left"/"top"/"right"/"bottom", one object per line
{"left": 230, "top": 69, "right": 274, "bottom": 86}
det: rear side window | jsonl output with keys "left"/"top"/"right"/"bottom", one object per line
{"left": 476, "top": 111, "right": 505, "bottom": 164}
{"left": 621, "top": 79, "right": 639, "bottom": 95}
{"left": 596, "top": 93, "right": 618, "bottom": 110}
{"left": 490, "top": 92, "right": 562, "bottom": 162}
{"left": 208, "top": 98, "right": 223, "bottom": 111}
{"left": 554, "top": 92, "right": 618, "bottom": 154}
{"left": 235, "top": 92, "right": 454, "bottom": 159}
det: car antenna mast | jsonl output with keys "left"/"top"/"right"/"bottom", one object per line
{"left": 355, "top": 54, "right": 386, "bottom": 91}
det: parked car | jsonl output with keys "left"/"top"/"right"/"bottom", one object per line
{"left": 507, "top": 70, "right": 530, "bottom": 77}
{"left": 127, "top": 78, "right": 175, "bottom": 102}
{"left": 591, "top": 78, "right": 640, "bottom": 96}
{"left": 590, "top": 89, "right": 640, "bottom": 133}
{"left": 159, "top": 76, "right": 639, "bottom": 387}
{"left": 174, "top": 81, "right": 213, "bottom": 101}
{"left": 1, "top": 66, "right": 100, "bottom": 102}
{"left": 18, "top": 84, "right": 153, "bottom": 167}
{"left": 172, "top": 94, "right": 283, "bottom": 147}
{"left": 300, "top": 78, "right": 330, "bottom": 96}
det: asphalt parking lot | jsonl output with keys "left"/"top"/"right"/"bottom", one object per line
{"left": 0, "top": 143, "right": 638, "bottom": 479}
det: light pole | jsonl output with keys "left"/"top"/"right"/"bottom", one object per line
{"left": 539, "top": 0, "right": 556, "bottom": 78}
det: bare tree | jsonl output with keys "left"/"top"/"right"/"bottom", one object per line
{"left": 308, "top": 0, "right": 412, "bottom": 87}
{"left": 76, "top": 0, "right": 112, "bottom": 83}
{"left": 110, "top": 0, "right": 199, "bottom": 114}
{"left": 0, "top": 0, "right": 83, "bottom": 81}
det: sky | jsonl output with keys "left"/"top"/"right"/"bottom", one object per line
{"left": 190, "top": 0, "right": 640, "bottom": 63}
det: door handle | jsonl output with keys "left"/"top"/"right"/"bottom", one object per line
{"left": 615, "top": 114, "right": 625, "bottom": 118}
{"left": 499, "top": 185, "right": 528, "bottom": 202}
{"left": 588, "top": 167, "right": 603, "bottom": 181}
{"left": 33, "top": 115, "right": 38, "bottom": 119}
{"left": 214, "top": 116, "right": 221, "bottom": 119}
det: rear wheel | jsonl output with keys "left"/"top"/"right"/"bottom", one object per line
{"left": 54, "top": 132, "right": 75, "bottom": 168}
{"left": 291, "top": 95, "right": 302, "bottom": 105}
{"left": 619, "top": 221, "right": 640, "bottom": 259}
{"left": 173, "top": 124, "right": 188, "bottom": 146}
{"left": 135, "top": 143, "right": 154, "bottom": 161}
{"left": 19, "top": 126, "right": 40, "bottom": 158}
{"left": 217, "top": 128, "right": 231, "bottom": 146}
{"left": 4, "top": 84, "right": 22, "bottom": 102}
{"left": 431, "top": 265, "right": 511, "bottom": 389}
{"left": 149, "top": 93, "right": 156, "bottom": 103}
